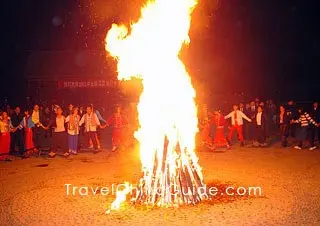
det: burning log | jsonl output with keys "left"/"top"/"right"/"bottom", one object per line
{"left": 131, "top": 138, "right": 207, "bottom": 207}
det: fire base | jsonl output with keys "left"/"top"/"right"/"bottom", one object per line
{"left": 131, "top": 140, "right": 207, "bottom": 206}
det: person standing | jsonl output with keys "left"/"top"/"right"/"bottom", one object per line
{"left": 292, "top": 108, "right": 318, "bottom": 150}
{"left": 79, "top": 105, "right": 101, "bottom": 153}
{"left": 31, "top": 104, "right": 45, "bottom": 151}
{"left": 47, "top": 107, "right": 68, "bottom": 158}
{"left": 239, "top": 102, "right": 247, "bottom": 140}
{"left": 277, "top": 105, "right": 290, "bottom": 147}
{"left": 267, "top": 100, "right": 277, "bottom": 135}
{"left": 78, "top": 106, "right": 85, "bottom": 151}
{"left": 18, "top": 109, "right": 36, "bottom": 155}
{"left": 105, "top": 106, "right": 128, "bottom": 152}
{"left": 88, "top": 104, "right": 106, "bottom": 149}
{"left": 10, "top": 106, "right": 25, "bottom": 156}
{"left": 42, "top": 106, "right": 52, "bottom": 149}
{"left": 286, "top": 100, "right": 298, "bottom": 138}
{"left": 309, "top": 101, "right": 320, "bottom": 149}
{"left": 225, "top": 104, "right": 252, "bottom": 146}
{"left": 253, "top": 106, "right": 268, "bottom": 147}
{"left": 65, "top": 107, "right": 80, "bottom": 154}
{"left": 199, "top": 116, "right": 212, "bottom": 147}
{"left": 247, "top": 101, "right": 257, "bottom": 142}
{"left": 211, "top": 110, "right": 230, "bottom": 150}
{"left": 0, "top": 112, "right": 15, "bottom": 161}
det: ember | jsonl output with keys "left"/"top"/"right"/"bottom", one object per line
{"left": 105, "top": 0, "right": 205, "bottom": 211}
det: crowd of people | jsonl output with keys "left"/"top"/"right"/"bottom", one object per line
{"left": 1, "top": 98, "right": 320, "bottom": 162}
{"left": 0, "top": 103, "right": 132, "bottom": 161}
{"left": 199, "top": 99, "right": 320, "bottom": 151}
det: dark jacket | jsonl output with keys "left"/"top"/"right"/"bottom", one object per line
{"left": 309, "top": 107, "right": 320, "bottom": 123}
{"left": 276, "top": 111, "right": 291, "bottom": 126}
{"left": 286, "top": 104, "right": 298, "bottom": 120}
{"left": 10, "top": 113, "right": 24, "bottom": 127}
{"left": 42, "top": 112, "right": 52, "bottom": 127}
{"left": 32, "top": 110, "right": 45, "bottom": 126}
{"left": 48, "top": 115, "right": 67, "bottom": 131}
{"left": 255, "top": 112, "right": 268, "bottom": 129}
{"left": 247, "top": 106, "right": 257, "bottom": 120}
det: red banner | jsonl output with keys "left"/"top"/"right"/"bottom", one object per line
{"left": 57, "top": 79, "right": 119, "bottom": 89}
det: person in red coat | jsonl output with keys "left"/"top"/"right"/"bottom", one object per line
{"left": 18, "top": 109, "right": 37, "bottom": 156}
{"left": 210, "top": 111, "right": 230, "bottom": 150}
{"left": 105, "top": 106, "right": 128, "bottom": 152}
{"left": 0, "top": 112, "right": 15, "bottom": 161}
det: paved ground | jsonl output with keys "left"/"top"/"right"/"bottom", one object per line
{"left": 1, "top": 143, "right": 320, "bottom": 226}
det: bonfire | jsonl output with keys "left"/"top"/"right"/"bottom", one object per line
{"left": 105, "top": 0, "right": 206, "bottom": 211}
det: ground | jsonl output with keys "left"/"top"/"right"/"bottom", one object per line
{"left": 1, "top": 143, "right": 320, "bottom": 226}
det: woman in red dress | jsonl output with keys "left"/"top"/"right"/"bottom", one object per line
{"left": 105, "top": 106, "right": 128, "bottom": 152}
{"left": 18, "top": 110, "right": 36, "bottom": 155}
{"left": 0, "top": 112, "right": 15, "bottom": 161}
{"left": 211, "top": 111, "right": 230, "bottom": 150}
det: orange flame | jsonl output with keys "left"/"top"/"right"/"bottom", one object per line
{"left": 110, "top": 182, "right": 131, "bottom": 210}
{"left": 105, "top": 0, "right": 201, "bottom": 210}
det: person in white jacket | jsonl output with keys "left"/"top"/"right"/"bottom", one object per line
{"left": 225, "top": 105, "right": 252, "bottom": 146}
{"left": 79, "top": 106, "right": 102, "bottom": 153}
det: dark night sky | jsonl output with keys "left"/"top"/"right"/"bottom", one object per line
{"left": 1, "top": 0, "right": 320, "bottom": 103}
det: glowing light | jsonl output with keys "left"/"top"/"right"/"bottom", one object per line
{"left": 110, "top": 182, "right": 131, "bottom": 210}
{"left": 105, "top": 0, "right": 204, "bottom": 210}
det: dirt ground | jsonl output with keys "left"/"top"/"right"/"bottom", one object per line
{"left": 1, "top": 143, "right": 320, "bottom": 226}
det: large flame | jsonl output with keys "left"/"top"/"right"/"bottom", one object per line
{"left": 105, "top": 0, "right": 201, "bottom": 210}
